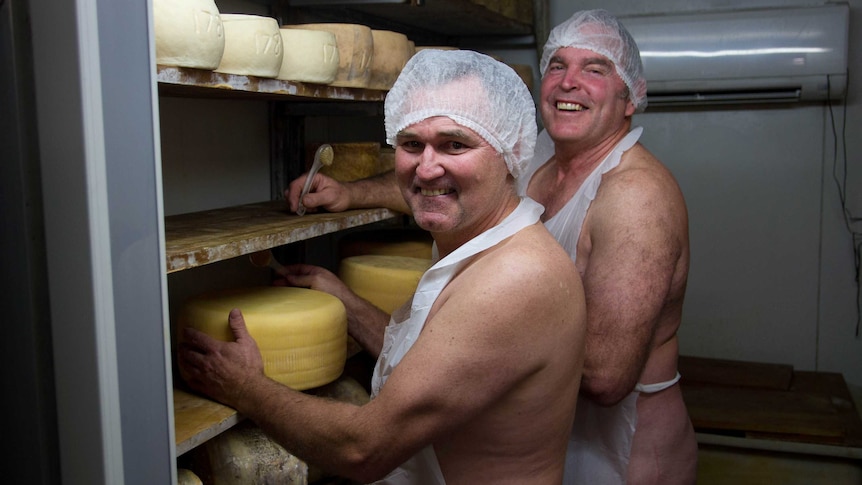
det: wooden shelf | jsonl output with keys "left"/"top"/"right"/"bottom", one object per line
{"left": 165, "top": 201, "right": 399, "bottom": 273}
{"left": 156, "top": 65, "right": 387, "bottom": 102}
{"left": 174, "top": 387, "right": 240, "bottom": 456}
{"left": 174, "top": 338, "right": 363, "bottom": 456}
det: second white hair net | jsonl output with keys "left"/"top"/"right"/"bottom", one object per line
{"left": 540, "top": 9, "right": 648, "bottom": 112}
{"left": 384, "top": 49, "right": 537, "bottom": 179}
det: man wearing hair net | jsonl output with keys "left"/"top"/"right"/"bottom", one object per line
{"left": 287, "top": 9, "right": 697, "bottom": 484}
{"left": 179, "top": 50, "right": 587, "bottom": 484}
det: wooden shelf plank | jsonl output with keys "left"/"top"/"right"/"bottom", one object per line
{"left": 156, "top": 65, "right": 387, "bottom": 102}
{"left": 174, "top": 388, "right": 240, "bottom": 456}
{"left": 165, "top": 201, "right": 399, "bottom": 273}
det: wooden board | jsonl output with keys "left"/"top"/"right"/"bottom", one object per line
{"left": 679, "top": 355, "right": 793, "bottom": 390}
{"left": 164, "top": 201, "right": 398, "bottom": 272}
{"left": 157, "top": 65, "right": 387, "bottom": 101}
{"left": 680, "top": 357, "right": 862, "bottom": 448}
{"left": 174, "top": 388, "right": 240, "bottom": 456}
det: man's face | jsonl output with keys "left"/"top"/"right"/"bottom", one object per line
{"left": 539, "top": 47, "right": 635, "bottom": 146}
{"left": 394, "top": 116, "right": 513, "bottom": 240}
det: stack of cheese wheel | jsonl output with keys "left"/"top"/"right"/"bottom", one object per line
{"left": 339, "top": 255, "right": 433, "bottom": 314}
{"left": 177, "top": 286, "right": 347, "bottom": 390}
{"left": 277, "top": 27, "right": 340, "bottom": 84}
{"left": 153, "top": 0, "right": 225, "bottom": 70}
{"left": 315, "top": 142, "right": 381, "bottom": 182}
{"left": 368, "top": 30, "right": 414, "bottom": 91}
{"left": 285, "top": 23, "right": 373, "bottom": 88}
{"left": 215, "top": 14, "right": 283, "bottom": 78}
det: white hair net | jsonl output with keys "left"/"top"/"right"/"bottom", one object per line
{"left": 540, "top": 9, "right": 648, "bottom": 113}
{"left": 384, "top": 49, "right": 536, "bottom": 179}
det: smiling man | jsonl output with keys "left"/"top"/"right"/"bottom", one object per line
{"left": 179, "top": 50, "right": 587, "bottom": 485}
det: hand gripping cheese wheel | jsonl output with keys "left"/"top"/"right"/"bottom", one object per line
{"left": 339, "top": 255, "right": 432, "bottom": 314}
{"left": 178, "top": 286, "right": 347, "bottom": 390}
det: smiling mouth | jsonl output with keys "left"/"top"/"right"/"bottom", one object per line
{"left": 556, "top": 101, "right": 586, "bottom": 111}
{"left": 420, "top": 188, "right": 454, "bottom": 196}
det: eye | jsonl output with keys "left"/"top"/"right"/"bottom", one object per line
{"left": 399, "top": 140, "right": 423, "bottom": 153}
{"left": 443, "top": 140, "right": 470, "bottom": 154}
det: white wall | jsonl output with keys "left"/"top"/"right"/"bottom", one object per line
{"left": 544, "top": 0, "right": 862, "bottom": 386}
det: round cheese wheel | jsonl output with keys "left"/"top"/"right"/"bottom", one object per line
{"left": 368, "top": 30, "right": 413, "bottom": 91}
{"left": 286, "top": 23, "right": 373, "bottom": 88}
{"left": 215, "top": 14, "right": 283, "bottom": 78}
{"left": 178, "top": 286, "right": 347, "bottom": 390}
{"left": 204, "top": 421, "right": 307, "bottom": 485}
{"left": 153, "top": 0, "right": 224, "bottom": 70}
{"left": 277, "top": 28, "right": 340, "bottom": 84}
{"left": 339, "top": 255, "right": 432, "bottom": 314}
{"left": 339, "top": 229, "right": 434, "bottom": 260}
{"left": 314, "top": 142, "right": 381, "bottom": 182}
{"left": 177, "top": 468, "right": 203, "bottom": 485}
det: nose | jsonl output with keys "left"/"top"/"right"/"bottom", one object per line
{"left": 415, "top": 146, "right": 444, "bottom": 180}
{"left": 559, "top": 66, "right": 581, "bottom": 91}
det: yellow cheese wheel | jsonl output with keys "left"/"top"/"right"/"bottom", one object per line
{"left": 277, "top": 27, "right": 340, "bottom": 84}
{"left": 339, "top": 255, "right": 432, "bottom": 314}
{"left": 178, "top": 286, "right": 347, "bottom": 390}
{"left": 215, "top": 14, "right": 283, "bottom": 78}
{"left": 339, "top": 229, "right": 434, "bottom": 260}
{"left": 153, "top": 0, "right": 225, "bottom": 70}
{"left": 287, "top": 23, "right": 373, "bottom": 88}
{"left": 368, "top": 30, "right": 414, "bottom": 91}
{"left": 314, "top": 142, "right": 381, "bottom": 182}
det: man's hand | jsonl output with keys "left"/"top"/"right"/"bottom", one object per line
{"left": 177, "top": 308, "right": 265, "bottom": 408}
{"left": 275, "top": 263, "right": 353, "bottom": 301}
{"left": 285, "top": 172, "right": 352, "bottom": 214}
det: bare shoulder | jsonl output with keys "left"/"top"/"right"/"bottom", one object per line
{"left": 593, "top": 144, "right": 688, "bottom": 231}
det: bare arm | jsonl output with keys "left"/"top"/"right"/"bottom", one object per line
{"left": 278, "top": 263, "right": 390, "bottom": 358}
{"left": 578, "top": 166, "right": 688, "bottom": 406}
{"left": 285, "top": 170, "right": 411, "bottom": 215}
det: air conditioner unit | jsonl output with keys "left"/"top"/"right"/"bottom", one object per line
{"left": 621, "top": 5, "right": 849, "bottom": 107}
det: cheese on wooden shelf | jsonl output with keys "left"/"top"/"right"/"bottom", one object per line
{"left": 339, "top": 229, "right": 434, "bottom": 260}
{"left": 176, "top": 468, "right": 203, "bottom": 485}
{"left": 203, "top": 421, "right": 307, "bottom": 485}
{"left": 315, "top": 142, "right": 381, "bottom": 182}
{"left": 339, "top": 255, "right": 432, "bottom": 313}
{"left": 177, "top": 286, "right": 347, "bottom": 390}
{"left": 368, "top": 30, "right": 414, "bottom": 91}
{"left": 277, "top": 28, "right": 340, "bottom": 84}
{"left": 286, "top": 23, "right": 373, "bottom": 88}
{"left": 153, "top": 0, "right": 225, "bottom": 70}
{"left": 215, "top": 14, "right": 283, "bottom": 78}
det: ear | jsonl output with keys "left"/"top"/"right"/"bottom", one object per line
{"left": 624, "top": 99, "right": 637, "bottom": 117}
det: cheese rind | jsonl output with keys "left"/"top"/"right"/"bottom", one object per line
{"left": 287, "top": 23, "right": 373, "bottom": 88}
{"left": 178, "top": 286, "right": 347, "bottom": 390}
{"left": 368, "top": 30, "right": 414, "bottom": 90}
{"left": 277, "top": 28, "right": 340, "bottom": 84}
{"left": 215, "top": 14, "right": 283, "bottom": 78}
{"left": 153, "top": 0, "right": 225, "bottom": 69}
{"left": 339, "top": 255, "right": 432, "bottom": 313}
{"left": 204, "top": 421, "right": 307, "bottom": 485}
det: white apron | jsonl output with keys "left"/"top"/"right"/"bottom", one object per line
{"left": 521, "top": 127, "right": 681, "bottom": 483}
{"left": 369, "top": 198, "right": 545, "bottom": 485}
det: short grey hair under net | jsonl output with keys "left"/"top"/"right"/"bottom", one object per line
{"left": 540, "top": 9, "right": 648, "bottom": 113}
{"left": 384, "top": 49, "right": 537, "bottom": 179}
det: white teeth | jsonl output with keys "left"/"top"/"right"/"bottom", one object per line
{"left": 420, "top": 188, "right": 450, "bottom": 196}
{"left": 557, "top": 101, "right": 585, "bottom": 111}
